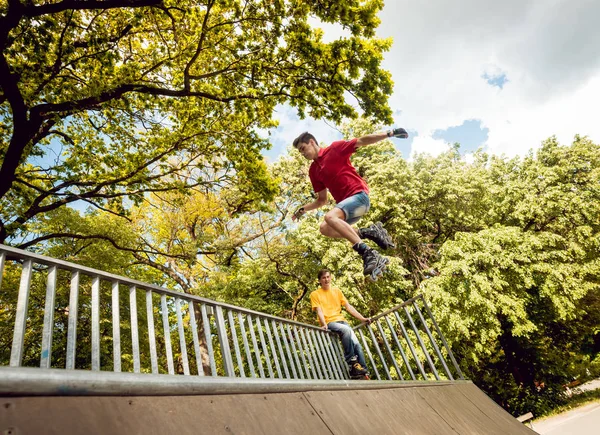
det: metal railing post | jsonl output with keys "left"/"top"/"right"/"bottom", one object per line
{"left": 384, "top": 315, "right": 415, "bottom": 380}
{"left": 215, "top": 306, "right": 234, "bottom": 377}
{"left": 10, "top": 260, "right": 33, "bottom": 367}
{"left": 201, "top": 304, "right": 217, "bottom": 376}
{"left": 318, "top": 331, "right": 341, "bottom": 380}
{"left": 188, "top": 301, "right": 204, "bottom": 376}
{"left": 298, "top": 327, "right": 318, "bottom": 379}
{"left": 306, "top": 329, "right": 326, "bottom": 379}
{"left": 328, "top": 334, "right": 349, "bottom": 379}
{"left": 310, "top": 329, "right": 330, "bottom": 379}
{"left": 367, "top": 324, "right": 391, "bottom": 380}
{"left": 376, "top": 319, "right": 403, "bottom": 380}
{"left": 91, "top": 276, "right": 101, "bottom": 371}
{"left": 228, "top": 310, "right": 245, "bottom": 378}
{"left": 420, "top": 296, "right": 464, "bottom": 379}
{"left": 312, "top": 330, "right": 332, "bottom": 379}
{"left": 272, "top": 320, "right": 290, "bottom": 379}
{"left": 404, "top": 305, "right": 439, "bottom": 380}
{"left": 238, "top": 313, "right": 256, "bottom": 378}
{"left": 413, "top": 301, "right": 452, "bottom": 380}
{"left": 278, "top": 323, "right": 296, "bottom": 379}
{"left": 111, "top": 281, "right": 121, "bottom": 372}
{"left": 0, "top": 252, "right": 5, "bottom": 290}
{"left": 287, "top": 325, "right": 306, "bottom": 379}
{"left": 129, "top": 286, "right": 141, "bottom": 373}
{"left": 161, "top": 294, "right": 175, "bottom": 375}
{"left": 247, "top": 314, "right": 265, "bottom": 378}
{"left": 256, "top": 316, "right": 274, "bottom": 378}
{"left": 393, "top": 311, "right": 426, "bottom": 380}
{"left": 65, "top": 271, "right": 80, "bottom": 370}
{"left": 40, "top": 266, "right": 57, "bottom": 369}
{"left": 176, "top": 298, "right": 191, "bottom": 375}
{"left": 358, "top": 329, "right": 379, "bottom": 380}
{"left": 264, "top": 319, "right": 282, "bottom": 378}
{"left": 146, "top": 290, "right": 159, "bottom": 374}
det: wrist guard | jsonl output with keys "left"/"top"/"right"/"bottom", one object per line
{"left": 293, "top": 207, "right": 306, "bottom": 220}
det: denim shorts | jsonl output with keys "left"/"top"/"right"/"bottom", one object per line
{"left": 335, "top": 191, "right": 370, "bottom": 225}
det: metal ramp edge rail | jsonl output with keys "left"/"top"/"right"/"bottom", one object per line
{"left": 0, "top": 244, "right": 463, "bottom": 388}
{"left": 0, "top": 366, "right": 468, "bottom": 396}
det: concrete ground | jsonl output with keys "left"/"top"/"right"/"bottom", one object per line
{"left": 578, "top": 378, "right": 600, "bottom": 393}
{"left": 533, "top": 401, "right": 600, "bottom": 435}
{"left": 532, "top": 377, "right": 600, "bottom": 434}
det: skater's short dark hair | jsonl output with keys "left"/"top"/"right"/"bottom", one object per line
{"left": 293, "top": 132, "right": 317, "bottom": 148}
{"left": 317, "top": 269, "right": 330, "bottom": 279}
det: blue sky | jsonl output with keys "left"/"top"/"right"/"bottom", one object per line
{"left": 263, "top": 0, "right": 600, "bottom": 162}
{"left": 432, "top": 120, "right": 489, "bottom": 154}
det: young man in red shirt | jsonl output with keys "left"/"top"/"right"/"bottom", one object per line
{"left": 310, "top": 269, "right": 371, "bottom": 378}
{"left": 292, "top": 128, "right": 408, "bottom": 280}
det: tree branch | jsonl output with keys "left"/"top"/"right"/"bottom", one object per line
{"left": 23, "top": 0, "right": 164, "bottom": 18}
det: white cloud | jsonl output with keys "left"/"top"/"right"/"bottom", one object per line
{"left": 269, "top": 1, "right": 600, "bottom": 161}
{"left": 378, "top": 0, "right": 600, "bottom": 157}
{"left": 410, "top": 135, "right": 452, "bottom": 157}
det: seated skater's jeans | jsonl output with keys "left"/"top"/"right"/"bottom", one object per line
{"left": 327, "top": 321, "right": 367, "bottom": 368}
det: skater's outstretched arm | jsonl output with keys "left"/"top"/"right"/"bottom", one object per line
{"left": 356, "top": 128, "right": 409, "bottom": 148}
{"left": 292, "top": 189, "right": 328, "bottom": 221}
{"left": 355, "top": 132, "right": 390, "bottom": 148}
{"left": 343, "top": 302, "right": 371, "bottom": 324}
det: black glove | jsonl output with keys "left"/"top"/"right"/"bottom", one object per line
{"left": 388, "top": 128, "right": 408, "bottom": 139}
{"left": 292, "top": 207, "right": 306, "bottom": 220}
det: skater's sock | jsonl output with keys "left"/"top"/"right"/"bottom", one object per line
{"left": 352, "top": 242, "right": 369, "bottom": 256}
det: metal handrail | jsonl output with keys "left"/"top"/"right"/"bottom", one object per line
{"left": 0, "top": 366, "right": 467, "bottom": 396}
{"left": 354, "top": 294, "right": 464, "bottom": 381}
{"left": 0, "top": 244, "right": 463, "bottom": 385}
{"left": 0, "top": 245, "right": 347, "bottom": 381}
{"left": 0, "top": 244, "right": 321, "bottom": 331}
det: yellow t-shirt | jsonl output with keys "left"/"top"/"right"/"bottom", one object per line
{"left": 310, "top": 287, "right": 347, "bottom": 324}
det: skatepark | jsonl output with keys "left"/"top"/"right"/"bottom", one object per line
{"left": 0, "top": 244, "right": 534, "bottom": 434}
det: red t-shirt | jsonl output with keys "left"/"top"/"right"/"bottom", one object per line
{"left": 308, "top": 138, "right": 369, "bottom": 203}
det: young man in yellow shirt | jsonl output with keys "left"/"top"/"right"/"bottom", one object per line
{"left": 310, "top": 269, "right": 372, "bottom": 378}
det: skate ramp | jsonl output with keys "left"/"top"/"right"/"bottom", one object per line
{"left": 1, "top": 382, "right": 534, "bottom": 434}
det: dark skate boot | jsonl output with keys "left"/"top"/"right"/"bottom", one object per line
{"left": 362, "top": 248, "right": 389, "bottom": 282}
{"left": 358, "top": 222, "right": 396, "bottom": 249}
{"left": 349, "top": 361, "right": 370, "bottom": 380}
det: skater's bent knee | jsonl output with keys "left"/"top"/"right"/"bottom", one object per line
{"left": 337, "top": 324, "right": 353, "bottom": 335}
{"left": 324, "top": 208, "right": 345, "bottom": 223}
{"left": 319, "top": 221, "right": 330, "bottom": 235}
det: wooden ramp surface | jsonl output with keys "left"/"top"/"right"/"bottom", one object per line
{"left": 1, "top": 382, "right": 535, "bottom": 435}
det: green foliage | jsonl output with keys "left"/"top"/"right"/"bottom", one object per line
{"left": 0, "top": 0, "right": 393, "bottom": 244}
{"left": 419, "top": 136, "right": 600, "bottom": 415}
{"left": 2, "top": 96, "right": 600, "bottom": 418}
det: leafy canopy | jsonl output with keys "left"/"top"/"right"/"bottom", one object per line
{"left": 0, "top": 0, "right": 393, "bottom": 244}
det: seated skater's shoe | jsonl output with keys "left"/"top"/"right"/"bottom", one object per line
{"left": 359, "top": 222, "right": 396, "bottom": 250}
{"left": 349, "top": 361, "right": 369, "bottom": 379}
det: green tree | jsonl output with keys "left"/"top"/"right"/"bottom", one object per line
{"left": 0, "top": 0, "right": 393, "bottom": 245}
{"left": 422, "top": 136, "right": 600, "bottom": 415}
